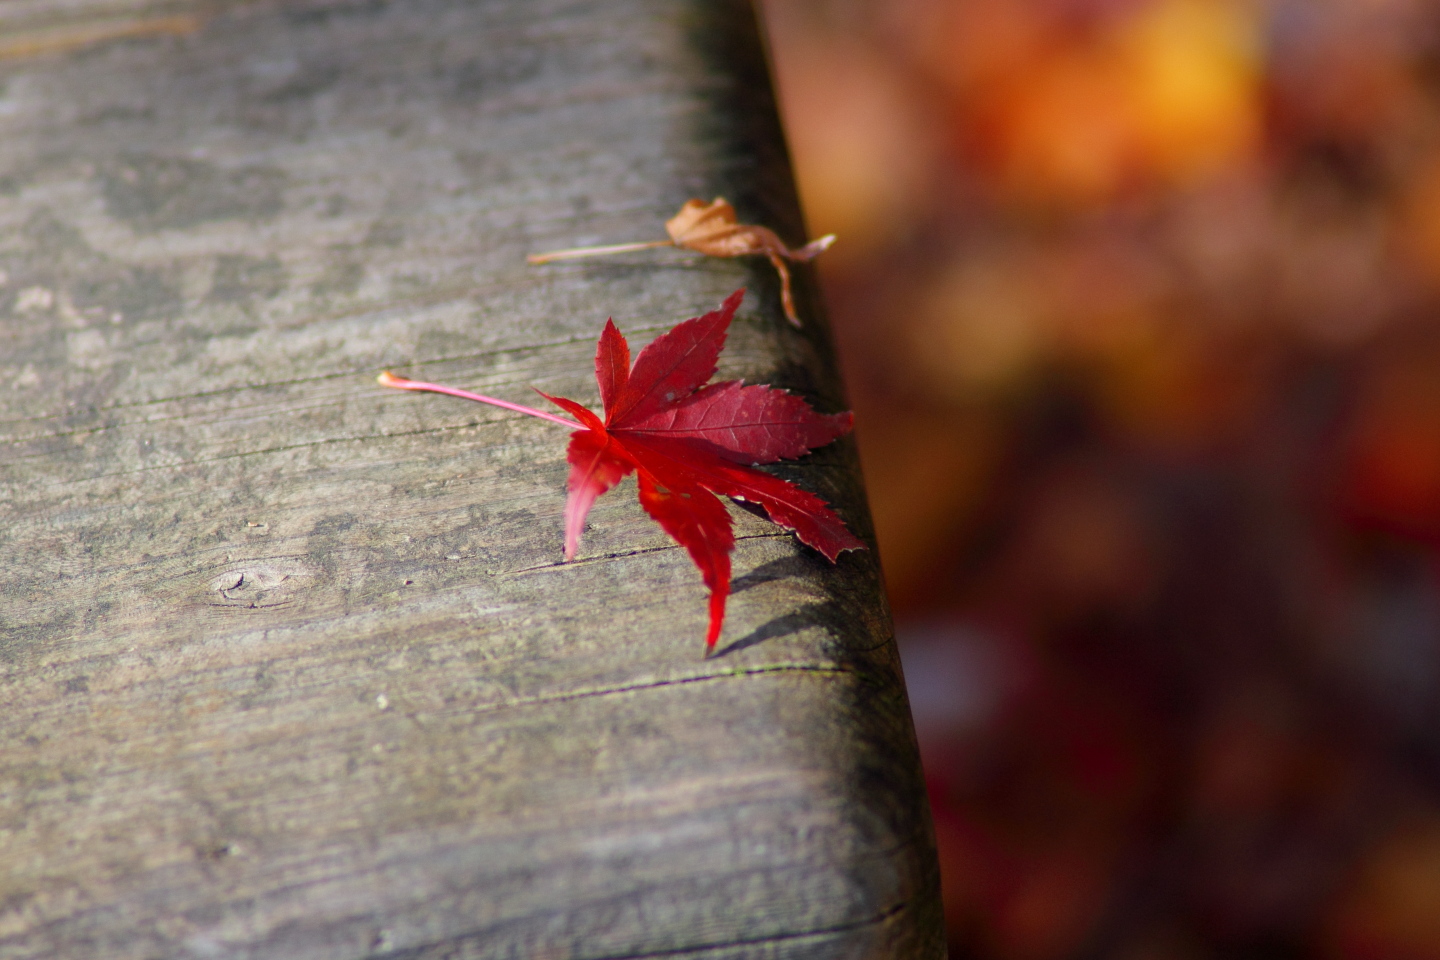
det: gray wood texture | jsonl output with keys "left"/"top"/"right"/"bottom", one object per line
{"left": 0, "top": 1, "right": 945, "bottom": 956}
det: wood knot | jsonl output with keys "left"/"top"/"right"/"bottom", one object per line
{"left": 207, "top": 563, "right": 309, "bottom": 608}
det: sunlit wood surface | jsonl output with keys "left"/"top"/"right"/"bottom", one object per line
{"left": 0, "top": 1, "right": 943, "bottom": 956}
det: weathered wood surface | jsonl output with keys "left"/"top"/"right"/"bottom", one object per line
{"left": 0, "top": 1, "right": 944, "bottom": 956}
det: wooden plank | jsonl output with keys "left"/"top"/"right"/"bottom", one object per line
{"left": 0, "top": 0, "right": 945, "bottom": 956}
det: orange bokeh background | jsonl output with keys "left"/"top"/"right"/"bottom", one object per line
{"left": 759, "top": 0, "right": 1440, "bottom": 956}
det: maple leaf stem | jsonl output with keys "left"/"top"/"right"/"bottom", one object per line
{"left": 789, "top": 234, "right": 836, "bottom": 261}
{"left": 525, "top": 240, "right": 673, "bottom": 264}
{"left": 377, "top": 371, "right": 582, "bottom": 428}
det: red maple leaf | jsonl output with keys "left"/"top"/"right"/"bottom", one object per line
{"left": 379, "top": 289, "right": 864, "bottom": 651}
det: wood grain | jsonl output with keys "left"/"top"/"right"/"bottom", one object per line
{"left": 0, "top": 0, "right": 945, "bottom": 956}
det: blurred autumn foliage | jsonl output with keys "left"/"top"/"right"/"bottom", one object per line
{"left": 757, "top": 0, "right": 1440, "bottom": 957}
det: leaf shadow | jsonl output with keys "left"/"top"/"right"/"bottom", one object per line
{"left": 715, "top": 548, "right": 875, "bottom": 657}
{"left": 710, "top": 602, "right": 828, "bottom": 659}
{"left": 728, "top": 554, "right": 812, "bottom": 595}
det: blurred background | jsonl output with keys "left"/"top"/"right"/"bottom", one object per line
{"left": 755, "top": 0, "right": 1440, "bottom": 957}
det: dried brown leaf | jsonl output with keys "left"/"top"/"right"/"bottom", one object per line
{"left": 528, "top": 197, "right": 834, "bottom": 327}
